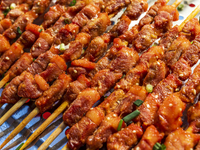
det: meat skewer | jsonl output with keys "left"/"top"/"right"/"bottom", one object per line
{"left": 0, "top": 10, "right": 117, "bottom": 150}
{"left": 0, "top": 0, "right": 178, "bottom": 148}
{"left": 107, "top": 9, "right": 200, "bottom": 150}
{"left": 0, "top": 0, "right": 169, "bottom": 148}
{"left": 37, "top": 1, "right": 181, "bottom": 150}
{"left": 0, "top": 0, "right": 88, "bottom": 89}
{"left": 0, "top": 0, "right": 33, "bottom": 21}
{"left": 66, "top": 7, "right": 199, "bottom": 150}
{"left": 0, "top": 0, "right": 117, "bottom": 126}
{"left": 135, "top": 55, "right": 200, "bottom": 150}
{"left": 27, "top": 1, "right": 150, "bottom": 148}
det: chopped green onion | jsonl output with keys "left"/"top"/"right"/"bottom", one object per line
{"left": 121, "top": 74, "right": 126, "bottom": 78}
{"left": 33, "top": 58, "right": 36, "bottom": 62}
{"left": 38, "top": 28, "right": 43, "bottom": 32}
{"left": 117, "top": 119, "right": 124, "bottom": 131}
{"left": 60, "top": 43, "right": 65, "bottom": 51}
{"left": 146, "top": 84, "right": 153, "bottom": 93}
{"left": 134, "top": 99, "right": 143, "bottom": 107}
{"left": 69, "top": 0, "right": 76, "bottom": 6}
{"left": 153, "top": 142, "right": 166, "bottom": 150}
{"left": 3, "top": 8, "right": 10, "bottom": 16}
{"left": 191, "top": 41, "right": 193, "bottom": 44}
{"left": 123, "top": 110, "right": 140, "bottom": 123}
{"left": 82, "top": 49, "right": 85, "bottom": 54}
{"left": 10, "top": 3, "right": 16, "bottom": 9}
{"left": 104, "top": 96, "right": 108, "bottom": 98}
{"left": 177, "top": 4, "right": 184, "bottom": 11}
{"left": 16, "top": 143, "right": 24, "bottom": 150}
{"left": 17, "top": 27, "right": 22, "bottom": 35}
{"left": 64, "top": 18, "right": 71, "bottom": 24}
{"left": 4, "top": 82, "right": 9, "bottom": 88}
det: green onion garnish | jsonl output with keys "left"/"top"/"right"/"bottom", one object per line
{"left": 17, "top": 27, "right": 22, "bottom": 35}
{"left": 153, "top": 142, "right": 166, "bottom": 150}
{"left": 123, "top": 110, "right": 140, "bottom": 123}
{"left": 134, "top": 99, "right": 143, "bottom": 107}
{"left": 117, "top": 119, "right": 124, "bottom": 131}
{"left": 16, "top": 143, "right": 24, "bottom": 150}
{"left": 3, "top": 8, "right": 10, "bottom": 16}
{"left": 33, "top": 58, "right": 36, "bottom": 62}
{"left": 4, "top": 82, "right": 9, "bottom": 88}
{"left": 60, "top": 43, "right": 65, "bottom": 51}
{"left": 177, "top": 4, "right": 184, "bottom": 11}
{"left": 64, "top": 18, "right": 71, "bottom": 24}
{"left": 191, "top": 41, "right": 193, "bottom": 44}
{"left": 10, "top": 3, "right": 16, "bottom": 9}
{"left": 38, "top": 28, "right": 43, "bottom": 32}
{"left": 146, "top": 84, "right": 153, "bottom": 93}
{"left": 69, "top": 0, "right": 76, "bottom": 6}
{"left": 121, "top": 74, "right": 126, "bottom": 78}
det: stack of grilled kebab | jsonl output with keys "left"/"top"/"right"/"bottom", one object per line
{"left": 0, "top": 0, "right": 200, "bottom": 149}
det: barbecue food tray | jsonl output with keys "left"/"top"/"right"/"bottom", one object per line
{"left": 0, "top": 0, "right": 200, "bottom": 149}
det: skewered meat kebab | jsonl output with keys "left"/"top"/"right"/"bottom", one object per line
{"left": 0, "top": 0, "right": 51, "bottom": 77}
{"left": 0, "top": 0, "right": 147, "bottom": 127}
{"left": 0, "top": 0, "right": 122, "bottom": 88}
{"left": 29, "top": 9, "right": 141, "bottom": 150}
{"left": 0, "top": 3, "right": 31, "bottom": 35}
{"left": 5, "top": 0, "right": 164, "bottom": 148}
{"left": 67, "top": 7, "right": 199, "bottom": 150}
{"left": 0, "top": 0, "right": 33, "bottom": 21}
{"left": 0, "top": 0, "right": 88, "bottom": 89}
{"left": 33, "top": 0, "right": 173, "bottom": 148}
{"left": 106, "top": 13, "right": 200, "bottom": 149}
{"left": 2, "top": 0, "right": 122, "bottom": 135}
{"left": 0, "top": 0, "right": 177, "bottom": 148}
{"left": 0, "top": 0, "right": 51, "bottom": 59}
{"left": 107, "top": 13, "right": 200, "bottom": 150}
{"left": 41, "top": 1, "right": 180, "bottom": 149}
{"left": 135, "top": 57, "right": 200, "bottom": 150}
{"left": 163, "top": 99, "right": 200, "bottom": 149}
{"left": 0, "top": 11, "right": 114, "bottom": 150}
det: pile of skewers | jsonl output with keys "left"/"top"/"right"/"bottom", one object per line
{"left": 0, "top": 0, "right": 200, "bottom": 149}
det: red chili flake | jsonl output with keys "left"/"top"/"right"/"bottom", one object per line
{"left": 189, "top": 3, "right": 195, "bottom": 7}
{"left": 25, "top": 99, "right": 30, "bottom": 103}
{"left": 65, "top": 128, "right": 70, "bottom": 135}
{"left": 42, "top": 112, "right": 51, "bottom": 119}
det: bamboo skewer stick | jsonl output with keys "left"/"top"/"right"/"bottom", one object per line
{"left": 0, "top": 74, "right": 9, "bottom": 89}
{"left": 37, "top": 122, "right": 66, "bottom": 150}
{"left": 19, "top": 101, "right": 69, "bottom": 150}
{"left": 0, "top": 98, "right": 28, "bottom": 126}
{"left": 0, "top": 107, "right": 40, "bottom": 149}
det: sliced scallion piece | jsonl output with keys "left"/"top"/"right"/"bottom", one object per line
{"left": 146, "top": 84, "right": 153, "bottom": 93}
{"left": 16, "top": 143, "right": 24, "bottom": 150}
{"left": 17, "top": 27, "right": 22, "bottom": 35}
{"left": 10, "top": 3, "right": 16, "bottom": 9}
{"left": 134, "top": 99, "right": 143, "bottom": 107}
{"left": 69, "top": 0, "right": 76, "bottom": 6}
{"left": 153, "top": 142, "right": 166, "bottom": 150}
{"left": 117, "top": 119, "right": 124, "bottom": 131}
{"left": 123, "top": 110, "right": 140, "bottom": 123}
{"left": 60, "top": 43, "right": 65, "bottom": 51}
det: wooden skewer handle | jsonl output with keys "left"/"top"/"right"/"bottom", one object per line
{"left": 38, "top": 122, "right": 66, "bottom": 150}
{"left": 19, "top": 101, "right": 69, "bottom": 150}
{"left": 0, "top": 98, "right": 28, "bottom": 126}
{"left": 0, "top": 107, "right": 39, "bottom": 149}
{"left": 179, "top": 4, "right": 200, "bottom": 31}
{"left": 0, "top": 74, "right": 10, "bottom": 89}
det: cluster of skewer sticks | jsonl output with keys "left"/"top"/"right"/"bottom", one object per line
{"left": 0, "top": 0, "right": 199, "bottom": 149}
